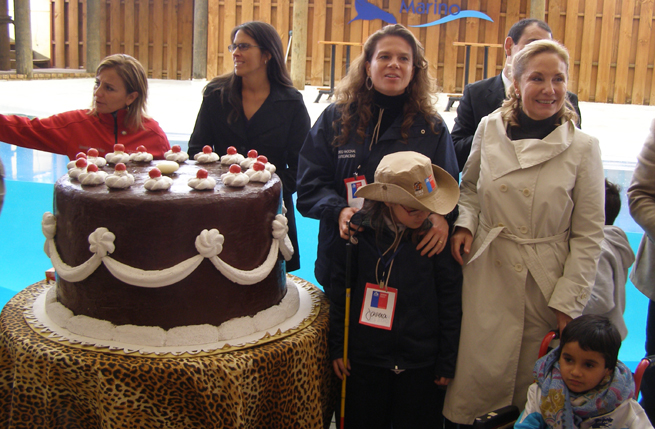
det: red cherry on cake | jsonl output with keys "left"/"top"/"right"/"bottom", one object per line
{"left": 257, "top": 155, "right": 268, "bottom": 164}
{"left": 148, "top": 168, "right": 162, "bottom": 178}
{"left": 87, "top": 148, "right": 99, "bottom": 157}
{"left": 87, "top": 164, "right": 99, "bottom": 173}
{"left": 75, "top": 158, "right": 88, "bottom": 168}
{"left": 247, "top": 149, "right": 258, "bottom": 159}
{"left": 253, "top": 161, "right": 266, "bottom": 172}
{"left": 75, "top": 152, "right": 87, "bottom": 159}
{"left": 196, "top": 169, "right": 209, "bottom": 179}
{"left": 137, "top": 145, "right": 147, "bottom": 152}
{"left": 202, "top": 145, "right": 213, "bottom": 154}
{"left": 114, "top": 144, "right": 125, "bottom": 152}
{"left": 227, "top": 146, "right": 237, "bottom": 155}
{"left": 229, "top": 164, "right": 242, "bottom": 174}
{"left": 115, "top": 163, "right": 127, "bottom": 172}
{"left": 172, "top": 145, "right": 182, "bottom": 153}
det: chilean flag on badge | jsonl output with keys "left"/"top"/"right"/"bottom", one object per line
{"left": 425, "top": 174, "right": 437, "bottom": 193}
{"left": 370, "top": 290, "right": 389, "bottom": 309}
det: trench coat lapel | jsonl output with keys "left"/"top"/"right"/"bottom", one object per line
{"left": 485, "top": 114, "right": 575, "bottom": 180}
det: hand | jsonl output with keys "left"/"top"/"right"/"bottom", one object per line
{"left": 450, "top": 227, "right": 473, "bottom": 265}
{"left": 417, "top": 213, "right": 449, "bottom": 256}
{"left": 333, "top": 358, "right": 351, "bottom": 380}
{"left": 435, "top": 377, "right": 452, "bottom": 386}
{"left": 339, "top": 207, "right": 362, "bottom": 240}
{"left": 552, "top": 308, "right": 573, "bottom": 336}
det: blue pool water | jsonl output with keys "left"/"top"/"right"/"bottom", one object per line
{"left": 0, "top": 142, "right": 649, "bottom": 371}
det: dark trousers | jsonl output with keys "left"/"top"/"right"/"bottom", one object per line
{"left": 337, "top": 362, "right": 445, "bottom": 429}
{"left": 641, "top": 299, "right": 655, "bottom": 424}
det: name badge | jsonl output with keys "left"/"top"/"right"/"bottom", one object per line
{"left": 359, "top": 283, "right": 397, "bottom": 330}
{"left": 344, "top": 175, "right": 367, "bottom": 209}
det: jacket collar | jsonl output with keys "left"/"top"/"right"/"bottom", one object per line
{"left": 96, "top": 109, "right": 128, "bottom": 129}
{"left": 485, "top": 111, "right": 575, "bottom": 180}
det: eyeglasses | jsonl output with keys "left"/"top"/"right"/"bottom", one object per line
{"left": 228, "top": 43, "right": 261, "bottom": 53}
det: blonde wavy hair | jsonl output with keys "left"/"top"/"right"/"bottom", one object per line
{"left": 501, "top": 39, "right": 578, "bottom": 127}
{"left": 331, "top": 24, "right": 440, "bottom": 147}
{"left": 90, "top": 54, "right": 150, "bottom": 131}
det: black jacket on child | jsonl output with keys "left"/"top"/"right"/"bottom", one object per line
{"left": 327, "top": 210, "right": 463, "bottom": 379}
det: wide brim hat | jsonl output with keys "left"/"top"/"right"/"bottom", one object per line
{"left": 355, "top": 151, "right": 459, "bottom": 215}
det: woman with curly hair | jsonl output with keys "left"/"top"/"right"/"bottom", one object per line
{"left": 296, "top": 23, "right": 459, "bottom": 290}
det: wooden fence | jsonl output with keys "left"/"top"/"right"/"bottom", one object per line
{"left": 50, "top": 0, "right": 655, "bottom": 105}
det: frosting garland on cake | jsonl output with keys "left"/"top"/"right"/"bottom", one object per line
{"left": 42, "top": 212, "right": 294, "bottom": 287}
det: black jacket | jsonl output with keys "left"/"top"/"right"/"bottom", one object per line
{"left": 327, "top": 212, "right": 463, "bottom": 377}
{"left": 451, "top": 73, "right": 582, "bottom": 171}
{"left": 296, "top": 103, "right": 459, "bottom": 287}
{"left": 188, "top": 83, "right": 310, "bottom": 271}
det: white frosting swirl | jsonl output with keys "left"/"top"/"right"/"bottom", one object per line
{"left": 220, "top": 171, "right": 250, "bottom": 187}
{"left": 144, "top": 175, "right": 173, "bottom": 191}
{"left": 78, "top": 170, "right": 108, "bottom": 186}
{"left": 105, "top": 152, "right": 130, "bottom": 164}
{"left": 105, "top": 171, "right": 135, "bottom": 189}
{"left": 67, "top": 160, "right": 81, "bottom": 170}
{"left": 195, "top": 229, "right": 224, "bottom": 258}
{"left": 42, "top": 212, "right": 57, "bottom": 240}
{"left": 264, "top": 162, "right": 277, "bottom": 173}
{"left": 68, "top": 166, "right": 85, "bottom": 180}
{"left": 221, "top": 153, "right": 245, "bottom": 165}
{"left": 240, "top": 157, "right": 257, "bottom": 170}
{"left": 165, "top": 151, "right": 189, "bottom": 163}
{"left": 88, "top": 227, "right": 116, "bottom": 257}
{"left": 87, "top": 156, "right": 107, "bottom": 168}
{"left": 188, "top": 177, "right": 216, "bottom": 190}
{"left": 130, "top": 152, "right": 154, "bottom": 163}
{"left": 194, "top": 152, "right": 220, "bottom": 164}
{"left": 245, "top": 169, "right": 271, "bottom": 183}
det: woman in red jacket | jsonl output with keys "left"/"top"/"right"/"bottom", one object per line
{"left": 0, "top": 54, "right": 170, "bottom": 160}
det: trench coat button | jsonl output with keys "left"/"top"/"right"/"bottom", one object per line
{"left": 495, "top": 260, "right": 502, "bottom": 267}
{"left": 498, "top": 223, "right": 505, "bottom": 227}
{"left": 520, "top": 226, "right": 528, "bottom": 234}
{"left": 500, "top": 184, "right": 508, "bottom": 192}
{"left": 514, "top": 263, "right": 523, "bottom": 272}
{"left": 580, "top": 292, "right": 589, "bottom": 300}
{"left": 421, "top": 129, "right": 426, "bottom": 134}
{"left": 523, "top": 188, "right": 531, "bottom": 197}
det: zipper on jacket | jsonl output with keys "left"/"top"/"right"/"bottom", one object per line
{"left": 113, "top": 113, "right": 118, "bottom": 145}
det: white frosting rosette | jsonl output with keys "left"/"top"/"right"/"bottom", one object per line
{"left": 194, "top": 152, "right": 220, "bottom": 164}
{"left": 188, "top": 177, "right": 216, "bottom": 190}
{"left": 221, "top": 171, "right": 250, "bottom": 187}
{"left": 245, "top": 169, "right": 271, "bottom": 183}
{"left": 144, "top": 176, "right": 173, "bottom": 191}
{"left": 130, "top": 152, "right": 154, "bottom": 163}
{"left": 221, "top": 153, "right": 245, "bottom": 165}
{"left": 78, "top": 170, "right": 108, "bottom": 186}
{"left": 106, "top": 171, "right": 135, "bottom": 189}
{"left": 165, "top": 150, "right": 189, "bottom": 163}
{"left": 87, "top": 156, "right": 107, "bottom": 168}
{"left": 240, "top": 157, "right": 257, "bottom": 170}
{"left": 68, "top": 166, "right": 86, "bottom": 180}
{"left": 263, "top": 162, "right": 276, "bottom": 173}
{"left": 105, "top": 152, "right": 130, "bottom": 164}
{"left": 67, "top": 159, "right": 84, "bottom": 169}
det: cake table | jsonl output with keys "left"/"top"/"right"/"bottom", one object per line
{"left": 0, "top": 277, "right": 338, "bottom": 428}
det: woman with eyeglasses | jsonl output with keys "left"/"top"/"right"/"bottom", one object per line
{"left": 0, "top": 54, "right": 170, "bottom": 160}
{"left": 188, "top": 21, "right": 310, "bottom": 272}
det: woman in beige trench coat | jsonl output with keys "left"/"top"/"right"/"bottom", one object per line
{"left": 443, "top": 40, "right": 605, "bottom": 425}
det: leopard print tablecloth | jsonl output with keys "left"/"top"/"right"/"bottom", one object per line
{"left": 0, "top": 282, "right": 338, "bottom": 428}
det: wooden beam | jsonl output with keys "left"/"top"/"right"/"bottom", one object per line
{"left": 14, "top": 0, "right": 32, "bottom": 76}
{"left": 291, "top": 0, "right": 309, "bottom": 89}
{"left": 193, "top": 0, "right": 208, "bottom": 79}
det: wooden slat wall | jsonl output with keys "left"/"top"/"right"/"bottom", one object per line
{"left": 48, "top": 0, "right": 655, "bottom": 105}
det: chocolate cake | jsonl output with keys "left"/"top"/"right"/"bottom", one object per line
{"left": 45, "top": 160, "right": 290, "bottom": 330}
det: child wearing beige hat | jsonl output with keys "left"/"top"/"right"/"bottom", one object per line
{"left": 328, "top": 151, "right": 462, "bottom": 428}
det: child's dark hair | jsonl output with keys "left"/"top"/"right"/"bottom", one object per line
{"left": 355, "top": 199, "right": 431, "bottom": 245}
{"left": 558, "top": 315, "right": 621, "bottom": 369}
{"left": 605, "top": 178, "right": 621, "bottom": 226}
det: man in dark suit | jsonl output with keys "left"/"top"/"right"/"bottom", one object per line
{"left": 451, "top": 19, "right": 582, "bottom": 171}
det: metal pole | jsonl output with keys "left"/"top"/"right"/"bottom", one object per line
{"left": 0, "top": 0, "right": 11, "bottom": 70}
{"left": 291, "top": 0, "right": 308, "bottom": 89}
{"left": 86, "top": 0, "right": 101, "bottom": 73}
{"left": 192, "top": 0, "right": 208, "bottom": 79}
{"left": 13, "top": 0, "right": 31, "bottom": 77}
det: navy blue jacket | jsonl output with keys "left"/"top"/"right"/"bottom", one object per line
{"left": 327, "top": 212, "right": 463, "bottom": 377}
{"left": 296, "top": 103, "right": 459, "bottom": 287}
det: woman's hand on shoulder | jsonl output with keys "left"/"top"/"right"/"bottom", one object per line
{"left": 417, "top": 213, "right": 449, "bottom": 256}
{"left": 332, "top": 358, "right": 351, "bottom": 380}
{"left": 339, "top": 207, "right": 363, "bottom": 240}
{"left": 434, "top": 377, "right": 452, "bottom": 386}
{"left": 450, "top": 227, "right": 473, "bottom": 265}
{"left": 552, "top": 308, "right": 573, "bottom": 336}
